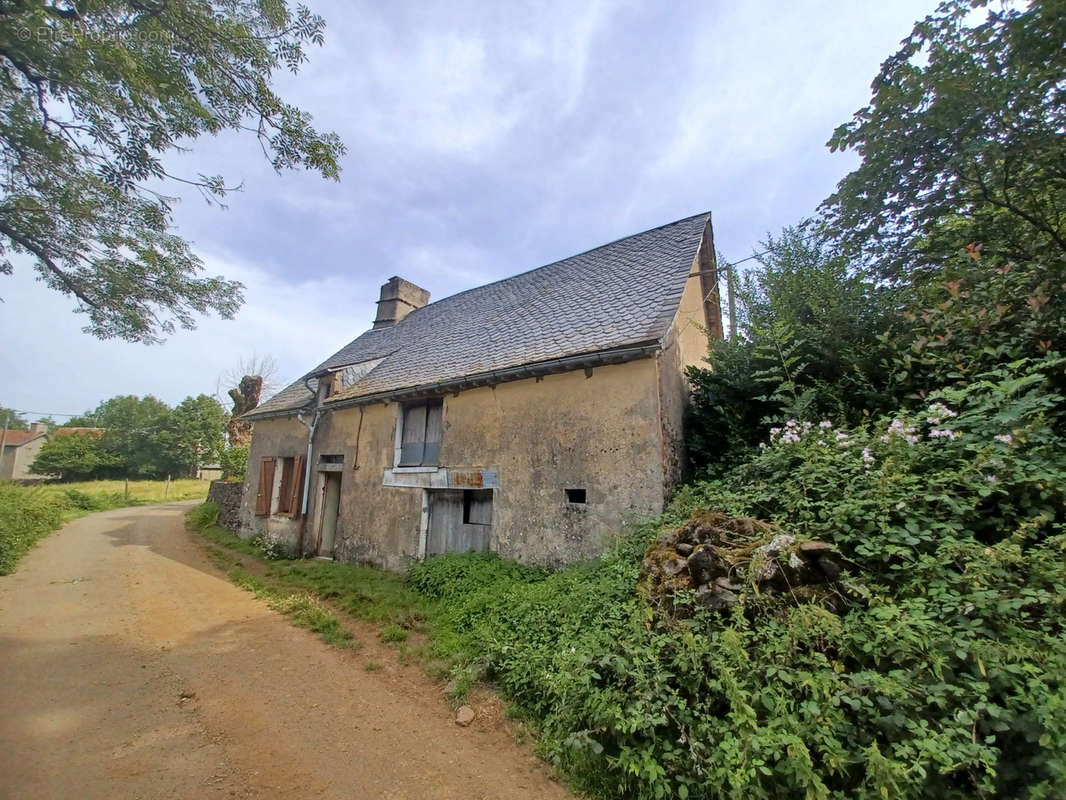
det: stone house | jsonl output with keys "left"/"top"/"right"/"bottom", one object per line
{"left": 0, "top": 423, "right": 104, "bottom": 480}
{"left": 239, "top": 213, "right": 721, "bottom": 569}
{"left": 0, "top": 423, "right": 48, "bottom": 480}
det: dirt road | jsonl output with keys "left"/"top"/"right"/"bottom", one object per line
{"left": 0, "top": 503, "right": 573, "bottom": 799}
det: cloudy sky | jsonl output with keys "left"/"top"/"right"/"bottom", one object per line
{"left": 2, "top": 0, "right": 935, "bottom": 421}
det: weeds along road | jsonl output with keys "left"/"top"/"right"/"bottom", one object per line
{"left": 0, "top": 503, "right": 572, "bottom": 800}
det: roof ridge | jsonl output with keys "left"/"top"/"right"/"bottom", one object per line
{"left": 399, "top": 211, "right": 712, "bottom": 320}
{"left": 247, "top": 211, "right": 713, "bottom": 417}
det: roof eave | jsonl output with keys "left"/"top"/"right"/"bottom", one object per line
{"left": 323, "top": 340, "right": 663, "bottom": 410}
{"left": 241, "top": 407, "right": 307, "bottom": 422}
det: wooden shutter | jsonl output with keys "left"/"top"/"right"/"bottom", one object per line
{"left": 276, "top": 458, "right": 294, "bottom": 514}
{"left": 255, "top": 457, "right": 276, "bottom": 516}
{"left": 399, "top": 404, "right": 427, "bottom": 466}
{"left": 423, "top": 400, "right": 443, "bottom": 466}
{"left": 288, "top": 454, "right": 306, "bottom": 518}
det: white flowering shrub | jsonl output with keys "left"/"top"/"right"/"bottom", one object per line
{"left": 666, "top": 355, "right": 1066, "bottom": 798}
{"left": 252, "top": 530, "right": 290, "bottom": 560}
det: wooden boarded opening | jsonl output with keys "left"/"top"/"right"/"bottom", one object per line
{"left": 427, "top": 489, "right": 491, "bottom": 555}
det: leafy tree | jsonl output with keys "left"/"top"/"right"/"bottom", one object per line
{"left": 822, "top": 0, "right": 1066, "bottom": 278}
{"left": 63, "top": 411, "right": 98, "bottom": 427}
{"left": 220, "top": 444, "right": 248, "bottom": 480}
{"left": 687, "top": 226, "right": 897, "bottom": 470}
{"left": 90, "top": 394, "right": 172, "bottom": 477}
{"left": 155, "top": 394, "right": 227, "bottom": 476}
{"left": 0, "top": 406, "right": 29, "bottom": 431}
{"left": 29, "top": 431, "right": 118, "bottom": 480}
{"left": 0, "top": 1, "right": 345, "bottom": 342}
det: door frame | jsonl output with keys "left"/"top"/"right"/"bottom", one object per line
{"left": 311, "top": 470, "right": 341, "bottom": 557}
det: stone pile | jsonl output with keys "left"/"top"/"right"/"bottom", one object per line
{"left": 640, "top": 510, "right": 859, "bottom": 614}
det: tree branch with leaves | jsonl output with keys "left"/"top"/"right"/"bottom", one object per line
{"left": 0, "top": 0, "right": 345, "bottom": 342}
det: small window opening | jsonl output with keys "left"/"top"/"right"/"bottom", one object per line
{"left": 565, "top": 488, "right": 587, "bottom": 504}
{"left": 463, "top": 489, "right": 493, "bottom": 525}
{"left": 320, "top": 454, "right": 344, "bottom": 464}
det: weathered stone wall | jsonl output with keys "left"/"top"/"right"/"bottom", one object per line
{"left": 207, "top": 480, "right": 243, "bottom": 532}
{"left": 244, "top": 359, "right": 671, "bottom": 571}
{"left": 238, "top": 416, "right": 309, "bottom": 554}
{"left": 243, "top": 273, "right": 715, "bottom": 571}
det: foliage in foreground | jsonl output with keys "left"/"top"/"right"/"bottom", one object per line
{"left": 404, "top": 362, "right": 1066, "bottom": 799}
{"left": 0, "top": 0, "right": 344, "bottom": 342}
{"left": 0, "top": 484, "right": 63, "bottom": 574}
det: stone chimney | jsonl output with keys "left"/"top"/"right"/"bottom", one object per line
{"left": 30, "top": 422, "right": 48, "bottom": 435}
{"left": 373, "top": 277, "right": 430, "bottom": 329}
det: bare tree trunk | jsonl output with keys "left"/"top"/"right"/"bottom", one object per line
{"left": 227, "top": 375, "right": 263, "bottom": 447}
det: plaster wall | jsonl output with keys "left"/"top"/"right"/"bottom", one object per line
{"left": 656, "top": 263, "right": 715, "bottom": 488}
{"left": 239, "top": 416, "right": 309, "bottom": 555}
{"left": 243, "top": 358, "right": 670, "bottom": 570}
{"left": 430, "top": 358, "right": 666, "bottom": 566}
{"left": 0, "top": 437, "right": 46, "bottom": 480}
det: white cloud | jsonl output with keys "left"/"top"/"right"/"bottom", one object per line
{"left": 0, "top": 253, "right": 377, "bottom": 417}
{"left": 1, "top": 0, "right": 950, "bottom": 418}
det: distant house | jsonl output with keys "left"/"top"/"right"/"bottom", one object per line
{"left": 0, "top": 424, "right": 48, "bottom": 480}
{"left": 240, "top": 213, "right": 722, "bottom": 569}
{"left": 0, "top": 424, "right": 104, "bottom": 481}
{"left": 197, "top": 464, "right": 223, "bottom": 481}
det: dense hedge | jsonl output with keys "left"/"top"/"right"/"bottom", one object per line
{"left": 407, "top": 357, "right": 1066, "bottom": 799}
{"left": 0, "top": 484, "right": 64, "bottom": 574}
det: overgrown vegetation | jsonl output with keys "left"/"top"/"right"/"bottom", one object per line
{"left": 220, "top": 445, "right": 249, "bottom": 481}
{"left": 0, "top": 478, "right": 209, "bottom": 574}
{"left": 0, "top": 484, "right": 63, "bottom": 574}
{"left": 186, "top": 3, "right": 1066, "bottom": 797}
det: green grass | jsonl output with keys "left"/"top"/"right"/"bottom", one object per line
{"left": 265, "top": 558, "right": 433, "bottom": 628}
{"left": 379, "top": 622, "right": 409, "bottom": 643}
{"left": 0, "top": 479, "right": 211, "bottom": 575}
{"left": 226, "top": 563, "right": 358, "bottom": 649}
{"left": 186, "top": 507, "right": 526, "bottom": 682}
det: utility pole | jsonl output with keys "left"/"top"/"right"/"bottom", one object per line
{"left": 726, "top": 265, "right": 738, "bottom": 340}
{"left": 0, "top": 412, "right": 8, "bottom": 474}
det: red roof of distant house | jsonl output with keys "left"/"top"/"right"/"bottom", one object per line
{"left": 54, "top": 427, "right": 104, "bottom": 438}
{"left": 0, "top": 427, "right": 104, "bottom": 448}
{"left": 0, "top": 430, "right": 45, "bottom": 447}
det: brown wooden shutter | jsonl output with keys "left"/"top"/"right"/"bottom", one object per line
{"left": 255, "top": 457, "right": 276, "bottom": 516}
{"left": 276, "top": 458, "right": 293, "bottom": 514}
{"left": 288, "top": 454, "right": 306, "bottom": 518}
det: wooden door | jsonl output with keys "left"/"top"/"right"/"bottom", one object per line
{"left": 318, "top": 472, "right": 341, "bottom": 556}
{"left": 427, "top": 490, "right": 490, "bottom": 555}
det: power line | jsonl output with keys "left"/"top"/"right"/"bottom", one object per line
{"left": 719, "top": 228, "right": 825, "bottom": 270}
{"left": 7, "top": 409, "right": 82, "bottom": 418}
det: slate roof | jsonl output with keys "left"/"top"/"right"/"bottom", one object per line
{"left": 247, "top": 212, "right": 711, "bottom": 419}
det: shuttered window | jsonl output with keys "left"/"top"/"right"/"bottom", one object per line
{"left": 287, "top": 455, "right": 306, "bottom": 518}
{"left": 276, "top": 457, "right": 295, "bottom": 515}
{"left": 399, "top": 399, "right": 443, "bottom": 467}
{"left": 254, "top": 457, "right": 276, "bottom": 516}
